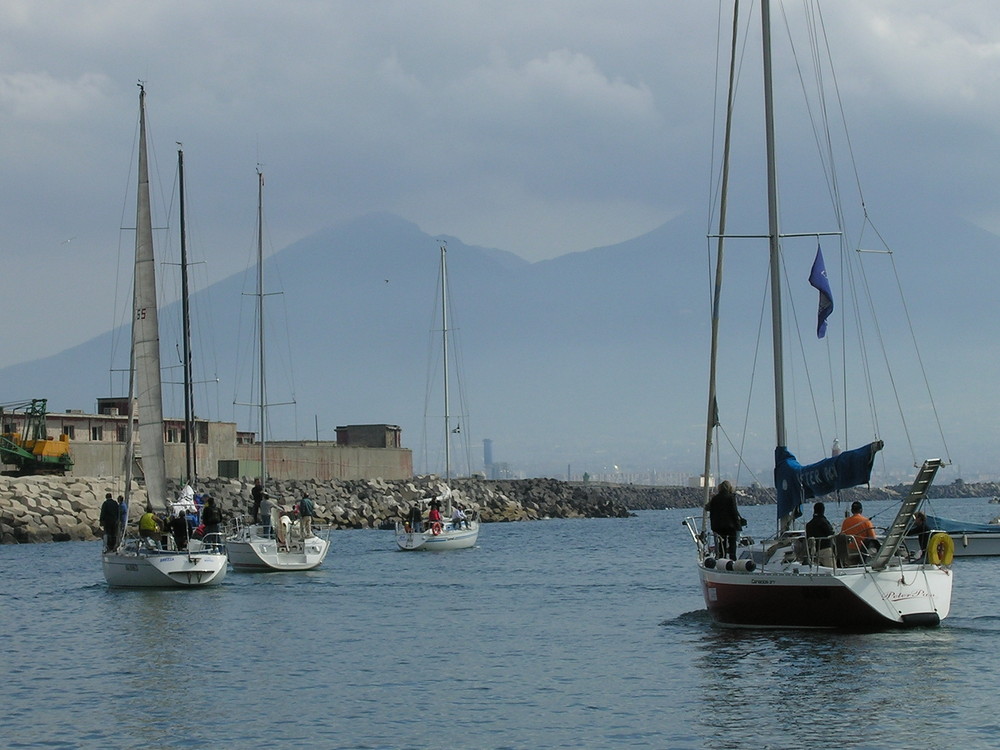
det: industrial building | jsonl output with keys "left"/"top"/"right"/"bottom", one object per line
{"left": 1, "top": 397, "right": 412, "bottom": 481}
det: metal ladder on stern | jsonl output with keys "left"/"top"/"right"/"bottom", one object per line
{"left": 870, "top": 458, "right": 943, "bottom": 570}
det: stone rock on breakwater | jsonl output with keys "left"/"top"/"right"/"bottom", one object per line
{"left": 0, "top": 475, "right": 633, "bottom": 544}
{"left": 5, "top": 474, "right": 994, "bottom": 544}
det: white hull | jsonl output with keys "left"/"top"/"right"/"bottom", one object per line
{"left": 395, "top": 520, "right": 479, "bottom": 551}
{"left": 226, "top": 524, "right": 331, "bottom": 571}
{"left": 945, "top": 532, "right": 1000, "bottom": 557}
{"left": 699, "top": 559, "right": 952, "bottom": 628}
{"left": 103, "top": 542, "right": 228, "bottom": 587}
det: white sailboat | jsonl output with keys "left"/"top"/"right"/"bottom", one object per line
{"left": 225, "top": 169, "right": 331, "bottom": 571}
{"left": 395, "top": 244, "right": 480, "bottom": 551}
{"left": 683, "top": 2, "right": 952, "bottom": 628}
{"left": 103, "top": 85, "right": 228, "bottom": 587}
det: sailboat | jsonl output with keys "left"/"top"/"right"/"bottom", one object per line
{"left": 102, "top": 85, "right": 228, "bottom": 587}
{"left": 395, "top": 243, "right": 480, "bottom": 551}
{"left": 683, "top": 2, "right": 952, "bottom": 628}
{"left": 225, "top": 169, "right": 331, "bottom": 571}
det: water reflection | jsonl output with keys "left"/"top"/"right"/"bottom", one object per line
{"left": 100, "top": 587, "right": 229, "bottom": 742}
{"left": 690, "top": 625, "right": 960, "bottom": 747}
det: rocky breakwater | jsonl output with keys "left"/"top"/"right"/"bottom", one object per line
{"left": 177, "top": 475, "right": 634, "bottom": 529}
{"left": 0, "top": 475, "right": 633, "bottom": 544}
{"left": 0, "top": 476, "right": 140, "bottom": 544}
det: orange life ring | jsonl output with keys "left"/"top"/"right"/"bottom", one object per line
{"left": 431, "top": 522, "right": 442, "bottom": 536}
{"left": 926, "top": 532, "right": 954, "bottom": 566}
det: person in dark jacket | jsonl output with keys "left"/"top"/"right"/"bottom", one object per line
{"left": 250, "top": 478, "right": 264, "bottom": 524}
{"left": 708, "top": 480, "right": 745, "bottom": 560}
{"left": 201, "top": 496, "right": 224, "bottom": 540}
{"left": 170, "top": 510, "right": 190, "bottom": 550}
{"left": 907, "top": 511, "right": 930, "bottom": 559}
{"left": 99, "top": 492, "right": 120, "bottom": 552}
{"left": 805, "top": 501, "right": 836, "bottom": 565}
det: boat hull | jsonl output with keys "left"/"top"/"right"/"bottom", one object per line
{"left": 103, "top": 545, "right": 228, "bottom": 587}
{"left": 947, "top": 532, "right": 1000, "bottom": 557}
{"left": 395, "top": 521, "right": 479, "bottom": 551}
{"left": 226, "top": 525, "right": 331, "bottom": 571}
{"left": 699, "top": 562, "right": 952, "bottom": 629}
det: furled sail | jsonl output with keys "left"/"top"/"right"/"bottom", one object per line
{"left": 774, "top": 441, "right": 883, "bottom": 522}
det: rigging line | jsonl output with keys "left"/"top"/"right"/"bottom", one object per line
{"left": 854, "top": 247, "right": 918, "bottom": 466}
{"left": 111, "top": 128, "right": 140, "bottom": 400}
{"left": 717, "top": 422, "right": 773, "bottom": 502}
{"left": 778, "top": 241, "right": 826, "bottom": 456}
{"left": 843, "top": 238, "right": 880, "bottom": 442}
{"left": 778, "top": 1, "right": 844, "bottom": 226}
{"left": 860, "top": 212, "right": 950, "bottom": 462}
{"left": 736, "top": 261, "right": 771, "bottom": 480}
{"left": 707, "top": 1, "right": 756, "bottom": 231}
{"left": 883, "top": 241, "right": 953, "bottom": 465}
{"left": 452, "top": 335, "right": 474, "bottom": 477}
{"left": 232, "top": 203, "right": 265, "bottom": 433}
{"left": 422, "top": 262, "right": 445, "bottom": 474}
{"left": 814, "top": 0, "right": 870, "bottom": 214}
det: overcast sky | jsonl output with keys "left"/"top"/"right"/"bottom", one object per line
{"left": 3, "top": 0, "right": 1000, "bottom": 371}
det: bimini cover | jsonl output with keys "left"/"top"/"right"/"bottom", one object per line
{"left": 923, "top": 515, "right": 1000, "bottom": 534}
{"left": 774, "top": 441, "right": 883, "bottom": 522}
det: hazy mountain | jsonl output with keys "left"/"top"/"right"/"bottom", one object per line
{"left": 2, "top": 210, "right": 997, "bottom": 480}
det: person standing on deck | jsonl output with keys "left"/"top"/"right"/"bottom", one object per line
{"left": 251, "top": 478, "right": 264, "bottom": 524}
{"left": 708, "top": 480, "right": 745, "bottom": 560}
{"left": 117, "top": 495, "right": 128, "bottom": 548}
{"left": 298, "top": 494, "right": 315, "bottom": 537}
{"left": 100, "top": 493, "right": 119, "bottom": 552}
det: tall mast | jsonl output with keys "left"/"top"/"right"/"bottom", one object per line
{"left": 440, "top": 243, "right": 451, "bottom": 481}
{"left": 703, "top": 0, "right": 740, "bottom": 511}
{"left": 761, "top": 0, "right": 787, "bottom": 449}
{"left": 257, "top": 168, "right": 268, "bottom": 494}
{"left": 178, "top": 146, "right": 196, "bottom": 484}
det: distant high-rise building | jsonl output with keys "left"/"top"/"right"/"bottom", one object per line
{"left": 483, "top": 438, "right": 493, "bottom": 471}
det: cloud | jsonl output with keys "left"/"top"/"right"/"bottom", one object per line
{"left": 0, "top": 71, "right": 112, "bottom": 121}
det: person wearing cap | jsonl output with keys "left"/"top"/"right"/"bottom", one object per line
{"left": 99, "top": 492, "right": 120, "bottom": 552}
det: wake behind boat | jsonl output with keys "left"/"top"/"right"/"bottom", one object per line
{"left": 102, "top": 85, "right": 227, "bottom": 587}
{"left": 685, "top": 2, "right": 952, "bottom": 628}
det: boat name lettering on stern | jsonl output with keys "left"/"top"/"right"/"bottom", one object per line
{"left": 883, "top": 589, "right": 928, "bottom": 602}
{"left": 750, "top": 579, "right": 775, "bottom": 584}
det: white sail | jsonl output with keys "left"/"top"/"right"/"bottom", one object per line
{"left": 103, "top": 85, "right": 227, "bottom": 586}
{"left": 131, "top": 85, "right": 167, "bottom": 513}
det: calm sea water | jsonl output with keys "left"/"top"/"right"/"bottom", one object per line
{"left": 3, "top": 497, "right": 1000, "bottom": 749}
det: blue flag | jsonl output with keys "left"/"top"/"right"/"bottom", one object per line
{"left": 808, "top": 245, "right": 834, "bottom": 338}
